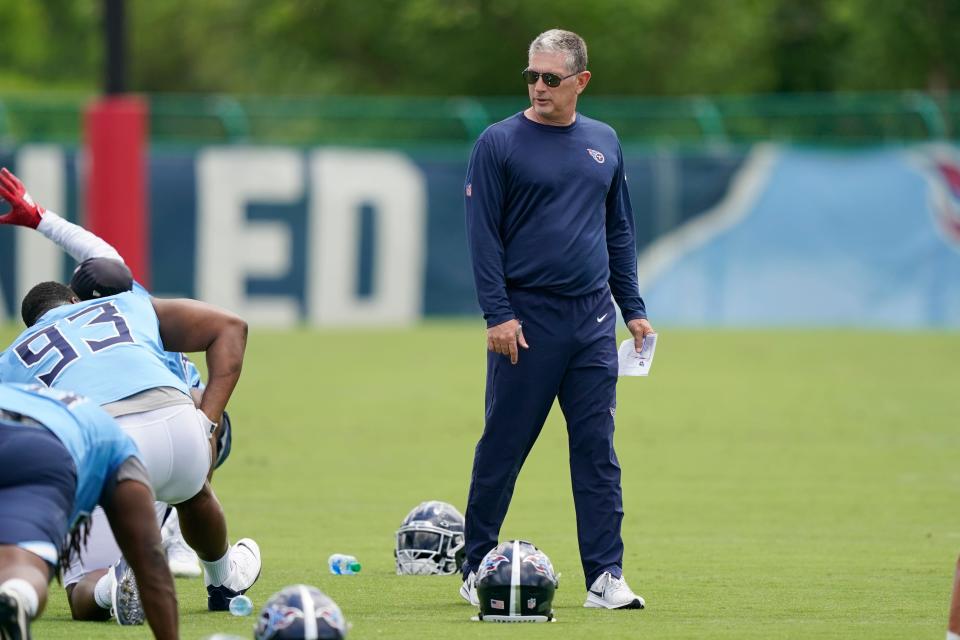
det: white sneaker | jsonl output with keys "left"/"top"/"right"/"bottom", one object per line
{"left": 164, "top": 536, "right": 201, "bottom": 578}
{"left": 459, "top": 571, "right": 479, "bottom": 606}
{"left": 207, "top": 538, "right": 261, "bottom": 611}
{"left": 583, "top": 572, "right": 645, "bottom": 609}
{"left": 109, "top": 558, "right": 145, "bottom": 625}
{"left": 161, "top": 509, "right": 201, "bottom": 578}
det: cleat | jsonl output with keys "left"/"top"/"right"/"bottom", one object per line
{"left": 583, "top": 572, "right": 645, "bottom": 610}
{"left": 110, "top": 558, "right": 145, "bottom": 625}
{"left": 0, "top": 589, "right": 30, "bottom": 640}
{"left": 207, "top": 538, "right": 261, "bottom": 611}
{"left": 459, "top": 571, "right": 479, "bottom": 606}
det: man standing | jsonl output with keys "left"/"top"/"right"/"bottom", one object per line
{"left": 461, "top": 29, "right": 653, "bottom": 610}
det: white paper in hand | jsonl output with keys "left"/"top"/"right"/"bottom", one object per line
{"left": 618, "top": 333, "right": 657, "bottom": 377}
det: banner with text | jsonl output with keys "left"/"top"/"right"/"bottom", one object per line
{"left": 0, "top": 144, "right": 957, "bottom": 328}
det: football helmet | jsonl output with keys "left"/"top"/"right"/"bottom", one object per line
{"left": 395, "top": 500, "right": 465, "bottom": 575}
{"left": 475, "top": 540, "right": 559, "bottom": 622}
{"left": 69, "top": 257, "right": 133, "bottom": 300}
{"left": 254, "top": 585, "right": 348, "bottom": 640}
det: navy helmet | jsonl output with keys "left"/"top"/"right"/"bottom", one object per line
{"left": 395, "top": 500, "right": 465, "bottom": 575}
{"left": 69, "top": 257, "right": 133, "bottom": 300}
{"left": 475, "top": 540, "right": 559, "bottom": 622}
{"left": 254, "top": 585, "right": 348, "bottom": 640}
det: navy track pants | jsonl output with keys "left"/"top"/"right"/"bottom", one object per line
{"left": 463, "top": 287, "right": 625, "bottom": 589}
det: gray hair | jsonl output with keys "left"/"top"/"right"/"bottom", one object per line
{"left": 528, "top": 29, "right": 588, "bottom": 74}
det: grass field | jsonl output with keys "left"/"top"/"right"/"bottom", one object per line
{"left": 8, "top": 322, "right": 959, "bottom": 639}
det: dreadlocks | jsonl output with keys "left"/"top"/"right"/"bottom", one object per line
{"left": 57, "top": 515, "right": 92, "bottom": 580}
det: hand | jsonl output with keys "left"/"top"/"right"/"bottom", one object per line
{"left": 626, "top": 317, "right": 655, "bottom": 352}
{"left": 487, "top": 318, "right": 529, "bottom": 365}
{"left": 0, "top": 167, "right": 44, "bottom": 228}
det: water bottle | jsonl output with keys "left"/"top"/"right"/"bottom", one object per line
{"left": 328, "top": 553, "right": 362, "bottom": 575}
{"left": 228, "top": 594, "right": 253, "bottom": 616}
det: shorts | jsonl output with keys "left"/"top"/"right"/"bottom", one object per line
{"left": 0, "top": 422, "right": 77, "bottom": 566}
{"left": 116, "top": 403, "right": 212, "bottom": 505}
{"left": 61, "top": 404, "right": 211, "bottom": 586}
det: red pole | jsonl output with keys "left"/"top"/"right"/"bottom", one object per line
{"left": 83, "top": 95, "right": 149, "bottom": 287}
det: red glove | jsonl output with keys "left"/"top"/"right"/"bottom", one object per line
{"left": 0, "top": 167, "right": 45, "bottom": 229}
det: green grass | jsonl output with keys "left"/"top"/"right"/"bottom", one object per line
{"left": 6, "top": 322, "right": 959, "bottom": 639}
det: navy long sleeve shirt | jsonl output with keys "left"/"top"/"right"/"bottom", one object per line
{"left": 465, "top": 112, "right": 647, "bottom": 327}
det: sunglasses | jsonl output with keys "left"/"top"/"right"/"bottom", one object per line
{"left": 522, "top": 69, "right": 578, "bottom": 88}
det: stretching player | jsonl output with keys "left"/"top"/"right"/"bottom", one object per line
{"left": 0, "top": 280, "right": 260, "bottom": 622}
{"left": 0, "top": 167, "right": 230, "bottom": 579}
{"left": 0, "top": 383, "right": 178, "bottom": 639}
{"left": 71, "top": 260, "right": 224, "bottom": 579}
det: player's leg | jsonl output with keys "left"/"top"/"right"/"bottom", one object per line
{"left": 558, "top": 338, "right": 624, "bottom": 587}
{"left": 159, "top": 393, "right": 233, "bottom": 578}
{"left": 0, "top": 422, "right": 77, "bottom": 635}
{"left": 558, "top": 291, "right": 643, "bottom": 609}
{"left": 174, "top": 481, "right": 260, "bottom": 610}
{"left": 137, "top": 403, "right": 260, "bottom": 610}
{"left": 65, "top": 568, "right": 110, "bottom": 621}
{"left": 112, "top": 403, "right": 259, "bottom": 611}
{"left": 62, "top": 508, "right": 118, "bottom": 621}
{"left": 63, "top": 501, "right": 167, "bottom": 623}
{"left": 0, "top": 547, "right": 50, "bottom": 637}
{"left": 174, "top": 482, "right": 227, "bottom": 561}
{"left": 160, "top": 409, "right": 234, "bottom": 578}
{"left": 462, "top": 290, "right": 570, "bottom": 580}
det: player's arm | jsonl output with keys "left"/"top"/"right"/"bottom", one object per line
{"left": 604, "top": 145, "right": 654, "bottom": 348}
{"left": 101, "top": 466, "right": 178, "bottom": 640}
{"left": 152, "top": 297, "right": 247, "bottom": 426}
{"left": 465, "top": 137, "right": 513, "bottom": 328}
{"left": 0, "top": 167, "right": 123, "bottom": 262}
{"left": 465, "top": 136, "right": 529, "bottom": 363}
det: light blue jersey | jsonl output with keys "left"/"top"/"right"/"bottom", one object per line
{"left": 0, "top": 290, "right": 189, "bottom": 404}
{"left": 0, "top": 383, "right": 140, "bottom": 527}
{"left": 166, "top": 351, "right": 203, "bottom": 389}
{"left": 130, "top": 282, "right": 203, "bottom": 389}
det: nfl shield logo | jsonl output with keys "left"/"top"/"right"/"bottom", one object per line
{"left": 527, "top": 597, "right": 537, "bottom": 609}
{"left": 587, "top": 148, "right": 605, "bottom": 164}
{"left": 465, "top": 182, "right": 472, "bottom": 197}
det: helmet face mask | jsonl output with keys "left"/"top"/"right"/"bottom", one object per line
{"left": 255, "top": 584, "right": 348, "bottom": 640}
{"left": 475, "top": 540, "right": 559, "bottom": 623}
{"left": 395, "top": 501, "right": 465, "bottom": 575}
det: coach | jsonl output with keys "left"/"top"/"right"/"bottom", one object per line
{"left": 460, "top": 28, "right": 653, "bottom": 610}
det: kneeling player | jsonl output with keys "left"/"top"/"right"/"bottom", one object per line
{"left": 0, "top": 383, "right": 177, "bottom": 639}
